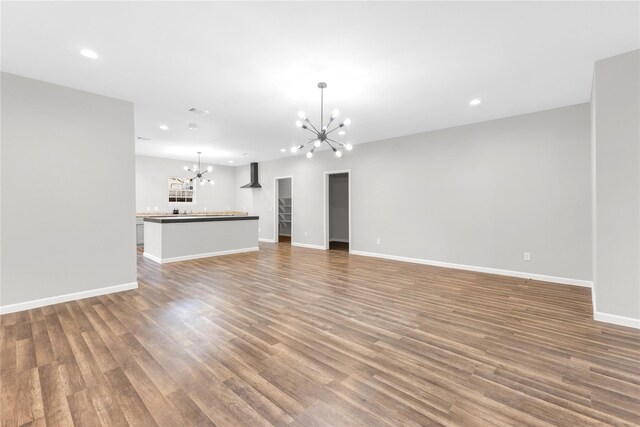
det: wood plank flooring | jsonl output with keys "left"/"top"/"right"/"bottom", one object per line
{"left": 1, "top": 243, "right": 639, "bottom": 426}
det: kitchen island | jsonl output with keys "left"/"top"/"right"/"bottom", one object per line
{"left": 143, "top": 215, "right": 259, "bottom": 263}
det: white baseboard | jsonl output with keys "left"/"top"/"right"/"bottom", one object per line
{"left": 291, "top": 242, "right": 326, "bottom": 250}
{"left": 142, "top": 252, "right": 163, "bottom": 263}
{"left": 259, "top": 238, "right": 276, "bottom": 243}
{"left": 594, "top": 311, "right": 640, "bottom": 329}
{"left": 349, "top": 250, "right": 592, "bottom": 288}
{"left": 143, "top": 247, "right": 259, "bottom": 264}
{"left": 0, "top": 282, "right": 138, "bottom": 315}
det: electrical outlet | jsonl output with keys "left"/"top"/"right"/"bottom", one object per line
{"left": 304, "top": 232, "right": 308, "bottom": 237}
{"left": 523, "top": 252, "right": 531, "bottom": 261}
{"left": 376, "top": 238, "right": 381, "bottom": 245}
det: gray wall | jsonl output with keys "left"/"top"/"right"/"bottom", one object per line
{"left": 1, "top": 73, "right": 137, "bottom": 307}
{"left": 136, "top": 155, "right": 236, "bottom": 213}
{"left": 278, "top": 178, "right": 291, "bottom": 198}
{"left": 329, "top": 173, "right": 349, "bottom": 242}
{"left": 592, "top": 50, "right": 640, "bottom": 321}
{"left": 236, "top": 103, "right": 592, "bottom": 282}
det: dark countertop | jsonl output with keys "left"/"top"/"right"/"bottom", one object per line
{"left": 144, "top": 215, "right": 259, "bottom": 224}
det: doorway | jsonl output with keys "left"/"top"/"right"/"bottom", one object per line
{"left": 325, "top": 171, "right": 350, "bottom": 251}
{"left": 274, "top": 176, "right": 292, "bottom": 243}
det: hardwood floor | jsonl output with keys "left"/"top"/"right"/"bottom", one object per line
{"left": 1, "top": 243, "right": 639, "bottom": 426}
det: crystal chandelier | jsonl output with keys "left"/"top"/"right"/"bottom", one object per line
{"left": 183, "top": 152, "right": 215, "bottom": 185}
{"left": 291, "top": 82, "right": 353, "bottom": 159}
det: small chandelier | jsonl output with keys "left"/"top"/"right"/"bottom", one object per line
{"left": 291, "top": 82, "right": 353, "bottom": 159}
{"left": 183, "top": 152, "right": 215, "bottom": 185}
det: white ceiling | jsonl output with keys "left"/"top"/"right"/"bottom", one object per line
{"left": 2, "top": 1, "right": 638, "bottom": 165}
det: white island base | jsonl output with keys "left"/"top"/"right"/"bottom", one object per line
{"left": 143, "top": 216, "right": 259, "bottom": 263}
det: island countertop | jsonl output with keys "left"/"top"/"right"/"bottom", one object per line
{"left": 144, "top": 215, "right": 259, "bottom": 224}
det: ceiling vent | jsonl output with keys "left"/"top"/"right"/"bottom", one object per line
{"left": 186, "top": 107, "right": 210, "bottom": 116}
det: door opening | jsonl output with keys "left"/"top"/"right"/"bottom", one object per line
{"left": 326, "top": 172, "right": 350, "bottom": 251}
{"left": 275, "top": 177, "right": 292, "bottom": 243}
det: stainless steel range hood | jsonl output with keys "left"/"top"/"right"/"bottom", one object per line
{"left": 240, "top": 162, "right": 262, "bottom": 188}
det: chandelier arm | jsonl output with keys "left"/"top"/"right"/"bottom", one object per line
{"left": 305, "top": 119, "right": 321, "bottom": 134}
{"left": 305, "top": 138, "right": 319, "bottom": 146}
{"left": 325, "top": 140, "right": 337, "bottom": 151}
{"left": 327, "top": 138, "right": 344, "bottom": 146}
{"left": 324, "top": 125, "right": 343, "bottom": 136}
{"left": 325, "top": 116, "right": 334, "bottom": 129}
{"left": 301, "top": 126, "right": 319, "bottom": 136}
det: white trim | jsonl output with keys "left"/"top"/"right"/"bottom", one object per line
{"left": 349, "top": 250, "right": 593, "bottom": 288}
{"left": 594, "top": 311, "right": 640, "bottom": 329}
{"left": 0, "top": 282, "right": 139, "bottom": 315}
{"left": 590, "top": 75, "right": 598, "bottom": 316}
{"left": 291, "top": 242, "right": 326, "bottom": 250}
{"left": 274, "top": 175, "right": 294, "bottom": 243}
{"left": 324, "top": 169, "right": 351, "bottom": 250}
{"left": 142, "top": 252, "right": 163, "bottom": 263}
{"left": 143, "top": 247, "right": 258, "bottom": 264}
{"left": 259, "top": 238, "right": 276, "bottom": 243}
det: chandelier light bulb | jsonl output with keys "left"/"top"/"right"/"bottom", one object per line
{"left": 306, "top": 152, "right": 313, "bottom": 159}
{"left": 291, "top": 146, "right": 299, "bottom": 153}
{"left": 335, "top": 150, "right": 343, "bottom": 158}
{"left": 345, "top": 143, "right": 353, "bottom": 151}
{"left": 207, "top": 166, "right": 213, "bottom": 172}
{"left": 338, "top": 130, "right": 346, "bottom": 136}
{"left": 210, "top": 180, "right": 215, "bottom": 185}
{"left": 193, "top": 165, "right": 198, "bottom": 170}
{"left": 295, "top": 120, "right": 303, "bottom": 127}
{"left": 79, "top": 49, "right": 98, "bottom": 59}
{"left": 332, "top": 108, "right": 340, "bottom": 118}
{"left": 343, "top": 118, "right": 352, "bottom": 126}
{"left": 314, "top": 140, "right": 321, "bottom": 147}
{"left": 183, "top": 166, "right": 189, "bottom": 170}
{"left": 200, "top": 180, "right": 205, "bottom": 186}
{"left": 297, "top": 111, "right": 306, "bottom": 119}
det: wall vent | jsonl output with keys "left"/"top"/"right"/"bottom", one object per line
{"left": 186, "top": 107, "right": 210, "bottom": 116}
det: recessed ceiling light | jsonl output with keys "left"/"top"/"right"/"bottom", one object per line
{"left": 159, "top": 125, "right": 169, "bottom": 130}
{"left": 79, "top": 49, "right": 98, "bottom": 59}
{"left": 228, "top": 160, "right": 234, "bottom": 164}
{"left": 280, "top": 148, "right": 286, "bottom": 152}
{"left": 469, "top": 98, "right": 481, "bottom": 106}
